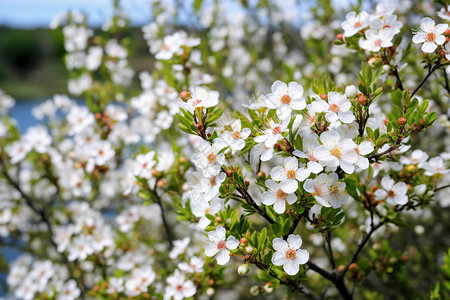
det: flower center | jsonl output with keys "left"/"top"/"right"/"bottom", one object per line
{"left": 195, "top": 99, "right": 202, "bottom": 105}
{"left": 330, "top": 147, "right": 342, "bottom": 160}
{"left": 272, "top": 126, "right": 282, "bottom": 135}
{"left": 426, "top": 32, "right": 436, "bottom": 42}
{"left": 176, "top": 284, "right": 184, "bottom": 292}
{"left": 387, "top": 190, "right": 395, "bottom": 197}
{"left": 354, "top": 21, "right": 362, "bottom": 28}
{"left": 207, "top": 152, "right": 217, "bottom": 163}
{"left": 276, "top": 189, "right": 287, "bottom": 200}
{"left": 217, "top": 240, "right": 226, "bottom": 250}
{"left": 285, "top": 248, "right": 297, "bottom": 260}
{"left": 280, "top": 94, "right": 291, "bottom": 105}
{"left": 374, "top": 38, "right": 383, "bottom": 46}
{"left": 329, "top": 103, "right": 339, "bottom": 112}
{"left": 313, "top": 185, "right": 323, "bottom": 196}
{"left": 286, "top": 169, "right": 296, "bottom": 180}
{"left": 231, "top": 131, "right": 241, "bottom": 140}
{"left": 209, "top": 176, "right": 217, "bottom": 186}
{"left": 308, "top": 153, "right": 317, "bottom": 162}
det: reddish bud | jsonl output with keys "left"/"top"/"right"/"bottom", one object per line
{"left": 257, "top": 171, "right": 265, "bottom": 178}
{"left": 245, "top": 180, "right": 250, "bottom": 187}
{"left": 439, "top": 49, "right": 446, "bottom": 58}
{"left": 208, "top": 279, "right": 215, "bottom": 286}
{"left": 180, "top": 90, "right": 190, "bottom": 100}
{"left": 402, "top": 256, "right": 408, "bottom": 261}
{"left": 446, "top": 37, "right": 450, "bottom": 43}
{"left": 398, "top": 117, "right": 407, "bottom": 126}
{"left": 274, "top": 142, "right": 282, "bottom": 151}
{"left": 371, "top": 185, "right": 377, "bottom": 192}
{"left": 320, "top": 94, "right": 327, "bottom": 100}
{"left": 337, "top": 265, "right": 345, "bottom": 273}
{"left": 446, "top": 29, "right": 450, "bottom": 36}
{"left": 226, "top": 169, "right": 233, "bottom": 177}
{"left": 349, "top": 263, "right": 358, "bottom": 271}
{"left": 337, "top": 33, "right": 343, "bottom": 40}
{"left": 179, "top": 156, "right": 186, "bottom": 163}
{"left": 95, "top": 113, "right": 102, "bottom": 119}
{"left": 215, "top": 217, "right": 222, "bottom": 223}
{"left": 240, "top": 238, "right": 248, "bottom": 246}
{"left": 93, "top": 285, "right": 99, "bottom": 292}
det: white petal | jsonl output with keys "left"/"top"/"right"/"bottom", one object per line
{"left": 286, "top": 193, "right": 297, "bottom": 205}
{"left": 262, "top": 191, "right": 277, "bottom": 205}
{"left": 270, "top": 166, "right": 287, "bottom": 181}
{"left": 272, "top": 238, "right": 288, "bottom": 252}
{"left": 296, "top": 249, "right": 309, "bottom": 264}
{"left": 303, "top": 179, "right": 315, "bottom": 193}
{"left": 283, "top": 259, "right": 300, "bottom": 276}
{"left": 284, "top": 157, "right": 299, "bottom": 171}
{"left": 215, "top": 249, "right": 230, "bottom": 265}
{"left": 226, "top": 236, "right": 239, "bottom": 250}
{"left": 271, "top": 251, "right": 287, "bottom": 266}
{"left": 422, "top": 42, "right": 437, "bottom": 53}
{"left": 287, "top": 234, "right": 302, "bottom": 249}
{"left": 281, "top": 180, "right": 298, "bottom": 193}
{"left": 205, "top": 242, "right": 219, "bottom": 257}
{"left": 271, "top": 80, "right": 287, "bottom": 93}
{"left": 296, "top": 168, "right": 310, "bottom": 181}
{"left": 393, "top": 182, "right": 407, "bottom": 195}
{"left": 381, "top": 176, "right": 394, "bottom": 190}
{"left": 265, "top": 179, "right": 278, "bottom": 191}
{"left": 412, "top": 33, "right": 425, "bottom": 44}
{"left": 273, "top": 199, "right": 286, "bottom": 214}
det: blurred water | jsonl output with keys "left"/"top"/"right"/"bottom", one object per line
{"left": 9, "top": 99, "right": 41, "bottom": 132}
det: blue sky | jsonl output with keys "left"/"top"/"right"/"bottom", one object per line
{"left": 0, "top": 0, "right": 153, "bottom": 28}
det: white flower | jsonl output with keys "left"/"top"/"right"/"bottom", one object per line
{"left": 412, "top": 17, "right": 448, "bottom": 53}
{"left": 125, "top": 266, "right": 156, "bottom": 297}
{"left": 217, "top": 119, "right": 252, "bottom": 154}
{"left": 293, "top": 133, "right": 324, "bottom": 176}
{"left": 165, "top": 269, "right": 197, "bottom": 300}
{"left": 106, "top": 277, "right": 124, "bottom": 294}
{"left": 57, "top": 280, "right": 80, "bottom": 300}
{"left": 438, "top": 5, "right": 450, "bottom": 21}
{"left": 178, "top": 256, "right": 204, "bottom": 273}
{"left": 270, "top": 157, "right": 309, "bottom": 192}
{"left": 313, "top": 92, "right": 355, "bottom": 124}
{"left": 271, "top": 234, "right": 309, "bottom": 276}
{"left": 192, "top": 139, "right": 226, "bottom": 177}
{"left": 400, "top": 149, "right": 429, "bottom": 167}
{"left": 266, "top": 81, "right": 306, "bottom": 120}
{"left": 374, "top": 176, "right": 408, "bottom": 205}
{"left": 341, "top": 11, "right": 371, "bottom": 37}
{"left": 197, "top": 172, "right": 226, "bottom": 201}
{"left": 205, "top": 225, "right": 239, "bottom": 265}
{"left": 262, "top": 179, "right": 297, "bottom": 214}
{"left": 359, "top": 29, "right": 395, "bottom": 52}
{"left": 179, "top": 87, "right": 219, "bottom": 113}
{"left": 316, "top": 130, "right": 358, "bottom": 174}
{"left": 169, "top": 237, "right": 190, "bottom": 259}
{"left": 155, "top": 32, "right": 182, "bottom": 60}
{"left": 355, "top": 141, "right": 374, "bottom": 170}
{"left": 67, "top": 106, "right": 95, "bottom": 135}
{"left": 303, "top": 173, "right": 349, "bottom": 208}
{"left": 6, "top": 140, "right": 32, "bottom": 164}
{"left": 254, "top": 119, "right": 289, "bottom": 148}
{"left": 423, "top": 157, "right": 448, "bottom": 176}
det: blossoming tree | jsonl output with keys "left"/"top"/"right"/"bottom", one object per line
{"left": 1, "top": 0, "right": 450, "bottom": 299}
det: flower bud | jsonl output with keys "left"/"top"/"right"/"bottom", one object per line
{"left": 414, "top": 184, "right": 427, "bottom": 196}
{"left": 349, "top": 263, "right": 358, "bottom": 271}
{"left": 245, "top": 245, "right": 254, "bottom": 254}
{"left": 180, "top": 90, "right": 191, "bottom": 102}
{"left": 320, "top": 94, "right": 327, "bottom": 100}
{"left": 238, "top": 263, "right": 250, "bottom": 275}
{"left": 226, "top": 169, "right": 233, "bottom": 177}
{"left": 249, "top": 286, "right": 260, "bottom": 296}
{"left": 239, "top": 237, "right": 248, "bottom": 247}
{"left": 257, "top": 171, "right": 265, "bottom": 178}
{"left": 446, "top": 29, "right": 450, "bottom": 36}
{"left": 264, "top": 283, "right": 274, "bottom": 293}
{"left": 215, "top": 217, "right": 222, "bottom": 223}
{"left": 206, "top": 288, "right": 215, "bottom": 296}
{"left": 397, "top": 117, "right": 407, "bottom": 126}
{"left": 336, "top": 33, "right": 343, "bottom": 40}
{"left": 439, "top": 49, "right": 446, "bottom": 58}
{"left": 382, "top": 65, "right": 391, "bottom": 73}
{"left": 368, "top": 57, "right": 383, "bottom": 68}
{"left": 345, "top": 85, "right": 357, "bottom": 99}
